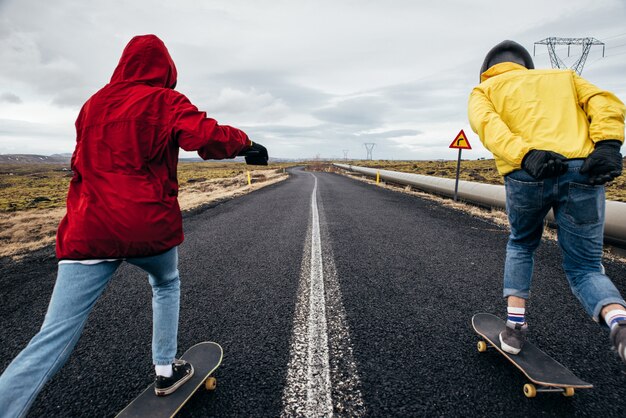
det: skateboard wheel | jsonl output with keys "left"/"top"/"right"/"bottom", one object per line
{"left": 205, "top": 377, "right": 217, "bottom": 391}
{"left": 477, "top": 341, "right": 488, "bottom": 353}
{"left": 523, "top": 384, "right": 536, "bottom": 398}
{"left": 563, "top": 387, "right": 575, "bottom": 397}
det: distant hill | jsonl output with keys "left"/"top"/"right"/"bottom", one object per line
{"left": 0, "top": 154, "right": 72, "bottom": 164}
{"left": 0, "top": 153, "right": 303, "bottom": 165}
{"left": 180, "top": 156, "right": 303, "bottom": 163}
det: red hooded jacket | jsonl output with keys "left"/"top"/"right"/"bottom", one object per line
{"left": 56, "top": 35, "right": 249, "bottom": 260}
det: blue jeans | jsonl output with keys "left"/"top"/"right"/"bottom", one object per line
{"left": 0, "top": 247, "right": 180, "bottom": 418}
{"left": 503, "top": 160, "right": 625, "bottom": 322}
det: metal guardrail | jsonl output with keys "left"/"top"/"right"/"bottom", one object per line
{"left": 334, "top": 163, "right": 626, "bottom": 248}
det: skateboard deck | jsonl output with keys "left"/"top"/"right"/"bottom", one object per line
{"left": 116, "top": 342, "right": 223, "bottom": 418}
{"left": 472, "top": 313, "right": 592, "bottom": 397}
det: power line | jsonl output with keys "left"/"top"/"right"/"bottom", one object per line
{"left": 601, "top": 50, "right": 626, "bottom": 58}
{"left": 601, "top": 32, "right": 626, "bottom": 41}
{"left": 578, "top": 46, "right": 626, "bottom": 69}
{"left": 607, "top": 42, "right": 626, "bottom": 50}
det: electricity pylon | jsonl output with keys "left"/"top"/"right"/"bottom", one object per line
{"left": 342, "top": 149, "right": 349, "bottom": 161}
{"left": 534, "top": 37, "right": 604, "bottom": 75}
{"left": 364, "top": 143, "right": 375, "bottom": 160}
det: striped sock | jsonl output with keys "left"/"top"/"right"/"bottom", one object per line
{"left": 604, "top": 309, "right": 626, "bottom": 329}
{"left": 506, "top": 307, "right": 526, "bottom": 327}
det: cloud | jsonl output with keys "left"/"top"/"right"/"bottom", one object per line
{"left": 356, "top": 129, "right": 422, "bottom": 140}
{"left": 0, "top": 93, "right": 22, "bottom": 104}
{"left": 206, "top": 87, "right": 291, "bottom": 124}
{"left": 0, "top": 118, "right": 67, "bottom": 137}
{"left": 0, "top": 0, "right": 625, "bottom": 159}
{"left": 0, "top": 17, "right": 91, "bottom": 108}
{"left": 0, "top": 117, "right": 73, "bottom": 155}
{"left": 196, "top": 70, "right": 332, "bottom": 113}
{"left": 314, "top": 95, "right": 388, "bottom": 126}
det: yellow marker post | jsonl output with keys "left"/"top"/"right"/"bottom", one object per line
{"left": 247, "top": 171, "right": 252, "bottom": 186}
{"left": 376, "top": 170, "right": 380, "bottom": 184}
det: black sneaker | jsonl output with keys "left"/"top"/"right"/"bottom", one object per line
{"left": 499, "top": 322, "right": 528, "bottom": 355}
{"left": 610, "top": 320, "right": 626, "bottom": 364}
{"left": 154, "top": 359, "right": 194, "bottom": 396}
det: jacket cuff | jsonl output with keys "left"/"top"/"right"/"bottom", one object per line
{"left": 511, "top": 145, "right": 533, "bottom": 170}
{"left": 594, "top": 139, "right": 623, "bottom": 148}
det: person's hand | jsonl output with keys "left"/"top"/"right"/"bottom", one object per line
{"left": 580, "top": 140, "right": 623, "bottom": 185}
{"left": 522, "top": 150, "right": 568, "bottom": 180}
{"left": 238, "top": 141, "right": 268, "bottom": 166}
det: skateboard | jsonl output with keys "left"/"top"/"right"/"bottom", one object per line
{"left": 116, "top": 342, "right": 223, "bottom": 418}
{"left": 472, "top": 313, "right": 592, "bottom": 398}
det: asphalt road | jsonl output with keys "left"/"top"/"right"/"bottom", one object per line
{"left": 1, "top": 167, "right": 626, "bottom": 417}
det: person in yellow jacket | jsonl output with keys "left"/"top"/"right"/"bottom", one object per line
{"left": 468, "top": 40, "right": 626, "bottom": 363}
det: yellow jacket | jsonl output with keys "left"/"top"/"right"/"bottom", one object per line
{"left": 468, "top": 62, "right": 625, "bottom": 175}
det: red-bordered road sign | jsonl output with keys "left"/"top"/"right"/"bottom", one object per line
{"left": 449, "top": 129, "right": 472, "bottom": 150}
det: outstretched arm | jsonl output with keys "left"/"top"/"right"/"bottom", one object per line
{"left": 169, "top": 92, "right": 249, "bottom": 160}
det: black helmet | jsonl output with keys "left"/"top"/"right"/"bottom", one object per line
{"left": 480, "top": 40, "right": 534, "bottom": 80}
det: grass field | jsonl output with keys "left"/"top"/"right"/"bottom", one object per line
{"left": 0, "top": 161, "right": 293, "bottom": 259}
{"left": 0, "top": 161, "right": 294, "bottom": 212}
{"left": 341, "top": 159, "right": 626, "bottom": 202}
{"left": 0, "top": 158, "right": 623, "bottom": 259}
{"left": 0, "top": 163, "right": 72, "bottom": 212}
{"left": 2, "top": 159, "right": 623, "bottom": 212}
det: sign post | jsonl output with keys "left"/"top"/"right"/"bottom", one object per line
{"left": 448, "top": 130, "right": 472, "bottom": 202}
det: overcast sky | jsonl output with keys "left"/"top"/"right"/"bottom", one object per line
{"left": 1, "top": 0, "right": 625, "bottom": 160}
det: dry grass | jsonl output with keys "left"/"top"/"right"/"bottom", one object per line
{"left": 0, "top": 162, "right": 291, "bottom": 260}
{"left": 335, "top": 165, "right": 626, "bottom": 264}
{"left": 177, "top": 169, "right": 287, "bottom": 212}
{"left": 0, "top": 161, "right": 294, "bottom": 212}
{"left": 0, "top": 208, "right": 65, "bottom": 259}
{"left": 2, "top": 158, "right": 623, "bottom": 262}
{"left": 345, "top": 158, "right": 626, "bottom": 202}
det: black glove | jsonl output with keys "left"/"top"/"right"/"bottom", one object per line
{"left": 238, "top": 141, "right": 268, "bottom": 166}
{"left": 522, "top": 150, "right": 569, "bottom": 180}
{"left": 580, "top": 140, "right": 623, "bottom": 185}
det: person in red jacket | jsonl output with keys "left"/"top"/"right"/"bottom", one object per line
{"left": 0, "top": 34, "right": 268, "bottom": 417}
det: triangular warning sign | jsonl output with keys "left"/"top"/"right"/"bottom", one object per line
{"left": 449, "top": 130, "right": 472, "bottom": 150}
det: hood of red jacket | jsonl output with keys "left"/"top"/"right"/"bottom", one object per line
{"left": 110, "top": 34, "right": 178, "bottom": 88}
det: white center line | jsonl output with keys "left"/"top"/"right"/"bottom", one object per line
{"left": 282, "top": 172, "right": 365, "bottom": 417}
{"left": 305, "top": 174, "right": 333, "bottom": 415}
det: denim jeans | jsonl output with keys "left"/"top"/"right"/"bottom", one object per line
{"left": 503, "top": 159, "right": 625, "bottom": 322}
{"left": 0, "top": 247, "right": 180, "bottom": 418}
